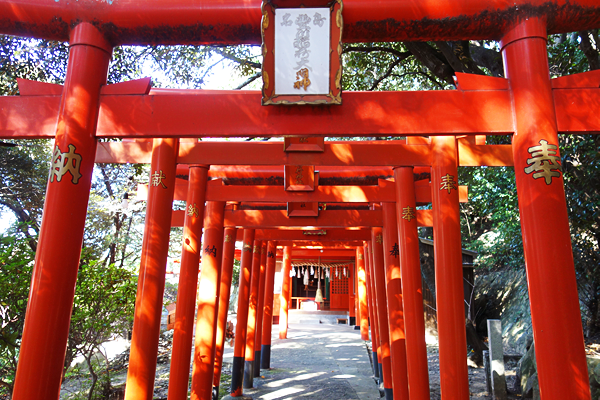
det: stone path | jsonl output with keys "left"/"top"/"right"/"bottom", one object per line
{"left": 222, "top": 323, "right": 380, "bottom": 400}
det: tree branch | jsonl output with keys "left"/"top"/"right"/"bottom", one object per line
{"left": 235, "top": 71, "right": 262, "bottom": 90}
{"left": 369, "top": 52, "right": 413, "bottom": 90}
{"left": 210, "top": 47, "right": 262, "bottom": 69}
{"left": 579, "top": 31, "right": 600, "bottom": 70}
{"left": 343, "top": 45, "right": 411, "bottom": 60}
{"left": 403, "top": 42, "right": 455, "bottom": 85}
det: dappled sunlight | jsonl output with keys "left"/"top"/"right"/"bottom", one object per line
{"left": 325, "top": 342, "right": 364, "bottom": 348}
{"left": 265, "top": 372, "right": 327, "bottom": 388}
{"left": 259, "top": 386, "right": 305, "bottom": 399}
{"left": 332, "top": 374, "right": 356, "bottom": 379}
{"left": 329, "top": 143, "right": 355, "bottom": 164}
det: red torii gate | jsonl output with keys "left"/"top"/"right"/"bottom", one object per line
{"left": 1, "top": 1, "right": 599, "bottom": 400}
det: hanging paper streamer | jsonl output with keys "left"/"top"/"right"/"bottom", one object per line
{"left": 343, "top": 267, "right": 347, "bottom": 277}
{"left": 311, "top": 266, "right": 315, "bottom": 275}
{"left": 303, "top": 270, "right": 309, "bottom": 285}
{"left": 335, "top": 268, "right": 339, "bottom": 278}
{"left": 303, "top": 267, "right": 307, "bottom": 277}
{"left": 326, "top": 268, "right": 330, "bottom": 278}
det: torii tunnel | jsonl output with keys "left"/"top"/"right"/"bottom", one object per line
{"left": 1, "top": 1, "right": 600, "bottom": 399}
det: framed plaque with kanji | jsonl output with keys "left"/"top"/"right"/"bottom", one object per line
{"left": 261, "top": 0, "right": 343, "bottom": 105}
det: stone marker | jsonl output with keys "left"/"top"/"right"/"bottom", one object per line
{"left": 487, "top": 319, "right": 507, "bottom": 400}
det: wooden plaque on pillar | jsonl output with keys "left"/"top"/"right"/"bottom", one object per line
{"left": 284, "top": 165, "right": 317, "bottom": 191}
{"left": 284, "top": 137, "right": 325, "bottom": 152}
{"left": 261, "top": 0, "right": 343, "bottom": 105}
{"left": 287, "top": 202, "right": 319, "bottom": 217}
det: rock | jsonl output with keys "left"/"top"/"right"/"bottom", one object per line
{"left": 523, "top": 372, "right": 538, "bottom": 399}
{"left": 518, "top": 341, "right": 536, "bottom": 393}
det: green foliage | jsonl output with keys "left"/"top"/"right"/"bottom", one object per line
{"left": 0, "top": 225, "right": 35, "bottom": 394}
{"left": 342, "top": 42, "right": 448, "bottom": 91}
{"left": 64, "top": 260, "right": 136, "bottom": 399}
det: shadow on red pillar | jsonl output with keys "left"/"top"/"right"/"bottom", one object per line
{"left": 190, "top": 201, "right": 225, "bottom": 400}
{"left": 253, "top": 242, "right": 268, "bottom": 377}
{"left": 12, "top": 22, "right": 112, "bottom": 400}
{"left": 261, "top": 241, "right": 278, "bottom": 369}
{"left": 394, "top": 167, "right": 431, "bottom": 400}
{"left": 502, "top": 17, "right": 591, "bottom": 400}
{"left": 125, "top": 137, "right": 179, "bottom": 400}
{"left": 243, "top": 240, "right": 263, "bottom": 388}
{"left": 382, "top": 202, "right": 410, "bottom": 400}
{"left": 279, "top": 246, "right": 292, "bottom": 339}
{"left": 371, "top": 226, "right": 393, "bottom": 400}
{"left": 431, "top": 135, "right": 469, "bottom": 400}
{"left": 231, "top": 229, "right": 255, "bottom": 397}
{"left": 213, "top": 226, "right": 238, "bottom": 400}
{"left": 356, "top": 246, "right": 369, "bottom": 340}
{"left": 168, "top": 165, "right": 209, "bottom": 400}
{"left": 364, "top": 242, "right": 380, "bottom": 383}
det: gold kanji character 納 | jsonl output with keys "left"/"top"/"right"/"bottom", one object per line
{"left": 151, "top": 170, "right": 167, "bottom": 189}
{"left": 224, "top": 234, "right": 232, "bottom": 243}
{"left": 204, "top": 245, "right": 217, "bottom": 258}
{"left": 440, "top": 174, "right": 458, "bottom": 194}
{"left": 50, "top": 144, "right": 82, "bottom": 184}
{"left": 187, "top": 203, "right": 199, "bottom": 218}
{"left": 524, "top": 139, "right": 562, "bottom": 185}
{"left": 243, "top": 244, "right": 252, "bottom": 252}
{"left": 375, "top": 234, "right": 383, "bottom": 244}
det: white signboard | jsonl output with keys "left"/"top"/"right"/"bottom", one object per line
{"left": 274, "top": 8, "right": 330, "bottom": 96}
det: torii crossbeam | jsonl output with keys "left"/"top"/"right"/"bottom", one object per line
{"left": 1, "top": 2, "right": 598, "bottom": 400}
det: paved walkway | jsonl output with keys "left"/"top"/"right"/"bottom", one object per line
{"left": 222, "top": 323, "right": 381, "bottom": 400}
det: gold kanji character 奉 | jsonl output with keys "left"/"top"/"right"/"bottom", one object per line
{"left": 524, "top": 139, "right": 562, "bottom": 185}
{"left": 402, "top": 206, "right": 416, "bottom": 222}
{"left": 440, "top": 173, "right": 458, "bottom": 194}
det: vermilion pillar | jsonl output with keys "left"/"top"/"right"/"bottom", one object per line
{"left": 394, "top": 167, "right": 430, "bottom": 400}
{"left": 382, "top": 202, "right": 410, "bottom": 400}
{"left": 502, "top": 17, "right": 591, "bottom": 400}
{"left": 372, "top": 227, "right": 393, "bottom": 400}
{"left": 125, "top": 137, "right": 179, "bottom": 400}
{"left": 253, "top": 242, "right": 268, "bottom": 377}
{"left": 279, "top": 246, "right": 292, "bottom": 339}
{"left": 231, "top": 229, "right": 255, "bottom": 397}
{"left": 261, "top": 241, "right": 278, "bottom": 369}
{"left": 367, "top": 242, "right": 383, "bottom": 383}
{"left": 431, "top": 135, "right": 469, "bottom": 400}
{"left": 243, "top": 240, "right": 263, "bottom": 388}
{"left": 190, "top": 201, "right": 226, "bottom": 400}
{"left": 12, "top": 23, "right": 111, "bottom": 400}
{"left": 213, "top": 226, "right": 238, "bottom": 400}
{"left": 356, "top": 246, "right": 369, "bottom": 340}
{"left": 365, "top": 241, "right": 380, "bottom": 382}
{"left": 168, "top": 165, "right": 209, "bottom": 400}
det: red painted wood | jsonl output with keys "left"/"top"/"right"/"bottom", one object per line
{"left": 1, "top": 0, "right": 599, "bottom": 44}
{"left": 125, "top": 138, "right": 179, "bottom": 400}
{"left": 11, "top": 23, "right": 111, "bottom": 400}
{"left": 168, "top": 166, "right": 208, "bottom": 400}
{"left": 502, "top": 18, "right": 591, "bottom": 400}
